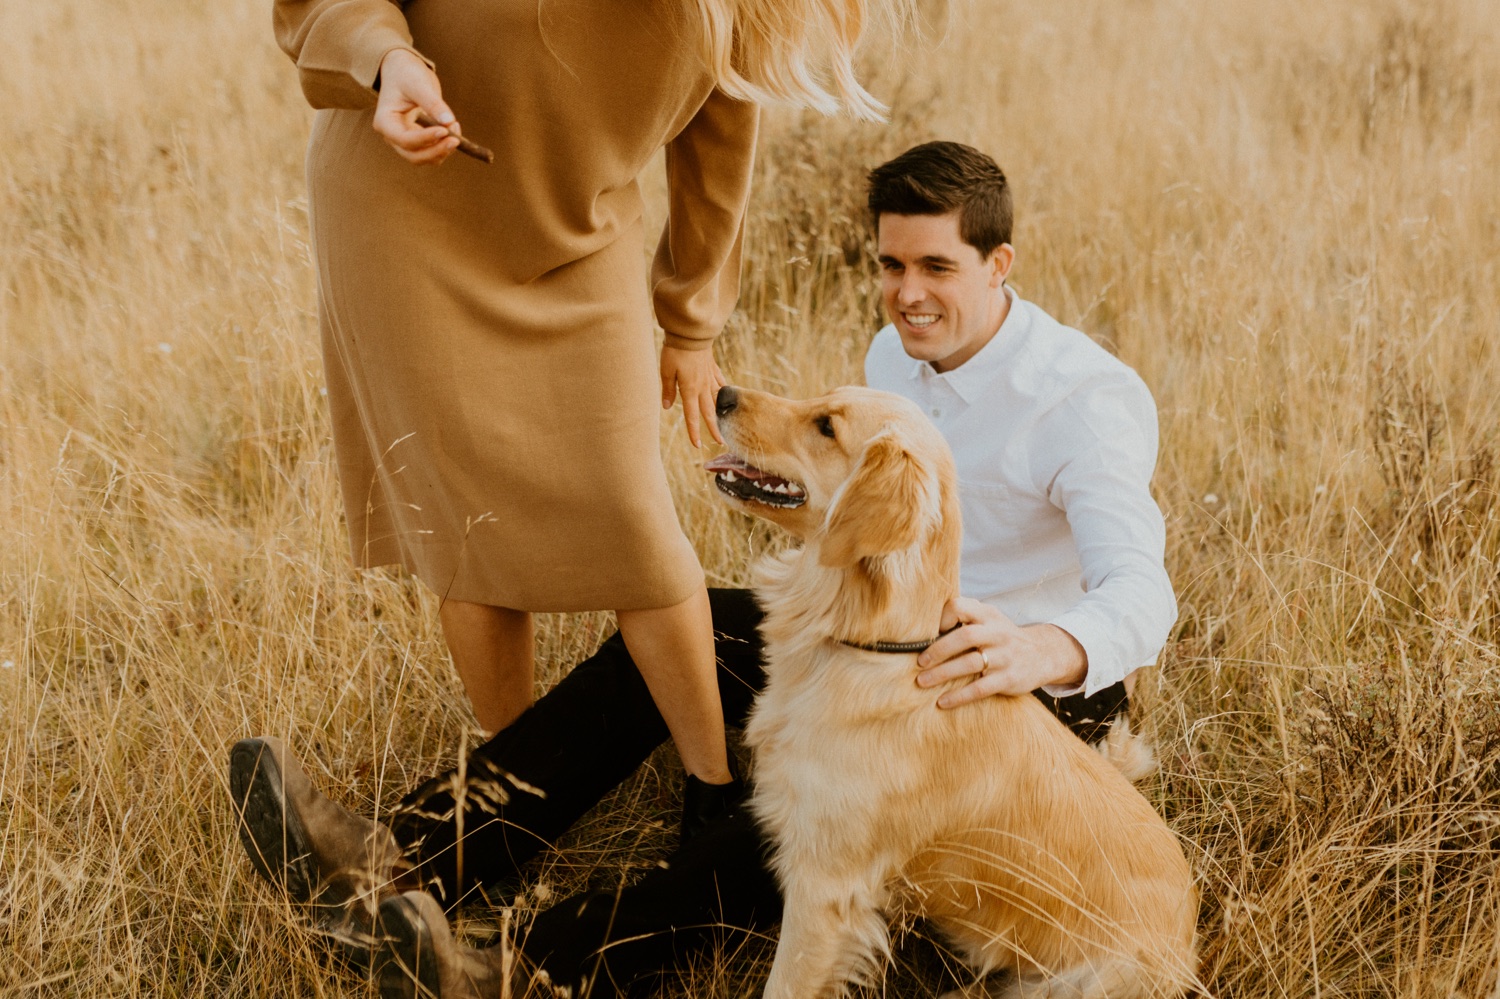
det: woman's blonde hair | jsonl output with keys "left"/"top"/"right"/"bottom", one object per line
{"left": 693, "top": 0, "right": 916, "bottom": 121}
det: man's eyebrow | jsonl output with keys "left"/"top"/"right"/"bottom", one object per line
{"left": 877, "top": 253, "right": 961, "bottom": 267}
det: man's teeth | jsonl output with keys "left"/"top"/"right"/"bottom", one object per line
{"left": 905, "top": 314, "right": 939, "bottom": 328}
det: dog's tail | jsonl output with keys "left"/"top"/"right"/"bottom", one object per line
{"left": 1095, "top": 717, "right": 1158, "bottom": 783}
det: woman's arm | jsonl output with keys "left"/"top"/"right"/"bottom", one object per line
{"left": 273, "top": 1, "right": 462, "bottom": 165}
{"left": 273, "top": 0, "right": 424, "bottom": 109}
{"left": 652, "top": 89, "right": 761, "bottom": 447}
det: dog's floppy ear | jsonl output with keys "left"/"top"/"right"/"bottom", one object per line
{"left": 820, "top": 431, "right": 934, "bottom": 569}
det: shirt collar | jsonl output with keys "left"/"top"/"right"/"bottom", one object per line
{"left": 906, "top": 286, "right": 1028, "bottom": 405}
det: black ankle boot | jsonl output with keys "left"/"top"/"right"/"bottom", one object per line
{"left": 680, "top": 768, "right": 746, "bottom": 845}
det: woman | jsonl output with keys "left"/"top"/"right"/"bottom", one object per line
{"left": 272, "top": 0, "right": 902, "bottom": 811}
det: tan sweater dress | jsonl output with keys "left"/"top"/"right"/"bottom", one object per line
{"left": 274, "top": 0, "right": 759, "bottom": 611}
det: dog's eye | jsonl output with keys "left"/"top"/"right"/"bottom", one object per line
{"left": 815, "top": 415, "right": 837, "bottom": 440}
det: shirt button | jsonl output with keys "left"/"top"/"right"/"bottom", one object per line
{"left": 930, "top": 408, "right": 941, "bottom": 418}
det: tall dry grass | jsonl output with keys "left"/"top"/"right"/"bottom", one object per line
{"left": 2, "top": 0, "right": 1499, "bottom": 995}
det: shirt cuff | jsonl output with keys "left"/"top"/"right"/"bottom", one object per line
{"left": 1044, "top": 610, "right": 1118, "bottom": 698}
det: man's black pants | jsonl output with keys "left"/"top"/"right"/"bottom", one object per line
{"left": 388, "top": 588, "right": 1128, "bottom": 995}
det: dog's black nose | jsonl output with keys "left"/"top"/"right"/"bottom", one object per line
{"left": 716, "top": 385, "right": 740, "bottom": 418}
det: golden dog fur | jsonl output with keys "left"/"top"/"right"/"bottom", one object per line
{"left": 710, "top": 385, "right": 1198, "bottom": 998}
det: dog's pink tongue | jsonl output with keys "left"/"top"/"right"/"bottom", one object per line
{"left": 705, "top": 453, "right": 755, "bottom": 474}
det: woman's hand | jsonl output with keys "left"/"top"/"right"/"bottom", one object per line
{"left": 914, "top": 597, "right": 1088, "bottom": 708}
{"left": 373, "top": 49, "right": 461, "bottom": 166}
{"left": 660, "top": 345, "right": 725, "bottom": 449}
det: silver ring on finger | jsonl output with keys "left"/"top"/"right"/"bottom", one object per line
{"left": 979, "top": 647, "right": 990, "bottom": 673}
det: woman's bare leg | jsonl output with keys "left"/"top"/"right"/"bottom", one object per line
{"left": 438, "top": 600, "right": 535, "bottom": 735}
{"left": 616, "top": 584, "right": 732, "bottom": 784}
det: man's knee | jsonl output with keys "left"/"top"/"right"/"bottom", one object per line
{"left": 1034, "top": 682, "right": 1129, "bottom": 745}
{"left": 708, "top": 587, "right": 761, "bottom": 629}
{"left": 705, "top": 588, "right": 766, "bottom": 723}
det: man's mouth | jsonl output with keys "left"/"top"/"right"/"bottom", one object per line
{"left": 903, "top": 312, "right": 941, "bottom": 331}
{"left": 704, "top": 453, "right": 807, "bottom": 508}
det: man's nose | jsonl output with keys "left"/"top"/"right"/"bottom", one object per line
{"left": 897, "top": 272, "right": 925, "bottom": 305}
{"left": 716, "top": 385, "right": 739, "bottom": 418}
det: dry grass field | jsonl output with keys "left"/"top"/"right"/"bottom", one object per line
{"left": 3, "top": 0, "right": 1500, "bottom": 995}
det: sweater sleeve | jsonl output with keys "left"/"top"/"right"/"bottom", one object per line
{"left": 272, "top": 0, "right": 433, "bottom": 110}
{"left": 651, "top": 88, "right": 761, "bottom": 351}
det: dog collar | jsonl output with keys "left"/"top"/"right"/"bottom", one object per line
{"left": 835, "top": 625, "right": 957, "bottom": 655}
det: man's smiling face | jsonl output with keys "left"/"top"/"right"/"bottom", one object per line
{"left": 877, "top": 211, "right": 1015, "bottom": 373}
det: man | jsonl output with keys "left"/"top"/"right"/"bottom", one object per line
{"left": 230, "top": 141, "right": 1176, "bottom": 998}
{"left": 863, "top": 141, "right": 1173, "bottom": 706}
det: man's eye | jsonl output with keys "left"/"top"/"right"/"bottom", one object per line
{"left": 815, "top": 415, "right": 837, "bottom": 439}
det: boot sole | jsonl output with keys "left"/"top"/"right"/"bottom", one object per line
{"left": 229, "top": 738, "right": 380, "bottom": 972}
{"left": 375, "top": 894, "right": 444, "bottom": 999}
{"left": 229, "top": 737, "right": 319, "bottom": 904}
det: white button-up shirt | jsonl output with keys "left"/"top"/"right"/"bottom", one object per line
{"left": 864, "top": 289, "right": 1176, "bottom": 697}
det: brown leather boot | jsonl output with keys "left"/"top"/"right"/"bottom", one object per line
{"left": 374, "top": 890, "right": 543, "bottom": 999}
{"left": 229, "top": 736, "right": 409, "bottom": 964}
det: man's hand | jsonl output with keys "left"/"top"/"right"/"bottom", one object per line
{"left": 373, "top": 49, "right": 461, "bottom": 166}
{"left": 660, "top": 345, "right": 725, "bottom": 449}
{"left": 915, "top": 597, "right": 1087, "bottom": 709}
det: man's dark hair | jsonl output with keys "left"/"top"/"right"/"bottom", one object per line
{"left": 866, "top": 141, "right": 1013, "bottom": 256}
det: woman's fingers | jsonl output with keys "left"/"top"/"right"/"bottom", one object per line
{"left": 372, "top": 97, "right": 453, "bottom": 151}
{"left": 375, "top": 114, "right": 457, "bottom": 164}
{"left": 659, "top": 345, "right": 727, "bottom": 448}
{"left": 682, "top": 394, "right": 703, "bottom": 449}
{"left": 381, "top": 133, "right": 458, "bottom": 165}
{"left": 701, "top": 359, "right": 726, "bottom": 444}
{"left": 404, "top": 134, "right": 460, "bottom": 165}
{"left": 373, "top": 49, "right": 460, "bottom": 166}
{"left": 664, "top": 382, "right": 720, "bottom": 449}
{"left": 387, "top": 121, "right": 452, "bottom": 152}
{"left": 676, "top": 383, "right": 723, "bottom": 449}
{"left": 700, "top": 386, "right": 723, "bottom": 445}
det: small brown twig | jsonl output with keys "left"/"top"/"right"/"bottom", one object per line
{"left": 415, "top": 112, "right": 494, "bottom": 164}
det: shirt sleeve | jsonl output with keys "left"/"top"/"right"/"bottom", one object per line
{"left": 273, "top": 0, "right": 433, "bottom": 110}
{"left": 651, "top": 89, "right": 761, "bottom": 351}
{"left": 1032, "top": 373, "right": 1178, "bottom": 698}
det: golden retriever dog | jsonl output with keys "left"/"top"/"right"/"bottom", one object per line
{"left": 705, "top": 385, "right": 1197, "bottom": 999}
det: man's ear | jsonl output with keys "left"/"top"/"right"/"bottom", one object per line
{"left": 989, "top": 243, "right": 1015, "bottom": 288}
{"left": 820, "top": 432, "right": 933, "bottom": 569}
